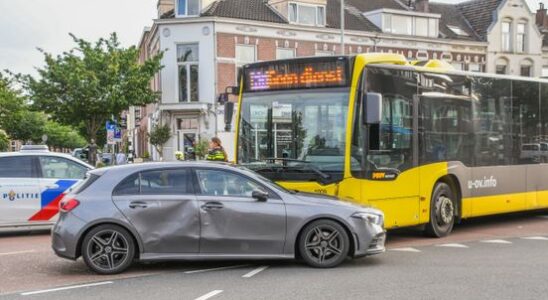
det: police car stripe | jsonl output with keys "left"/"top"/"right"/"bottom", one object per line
{"left": 28, "top": 180, "right": 77, "bottom": 221}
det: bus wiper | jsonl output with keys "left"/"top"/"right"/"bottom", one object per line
{"left": 264, "top": 158, "right": 331, "bottom": 182}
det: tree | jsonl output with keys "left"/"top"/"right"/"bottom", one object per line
{"left": 148, "top": 124, "right": 171, "bottom": 161}
{"left": 44, "top": 121, "right": 86, "bottom": 150}
{"left": 0, "top": 72, "right": 24, "bottom": 131}
{"left": 2, "top": 110, "right": 46, "bottom": 143}
{"left": 20, "top": 33, "right": 163, "bottom": 144}
{"left": 0, "top": 130, "right": 9, "bottom": 152}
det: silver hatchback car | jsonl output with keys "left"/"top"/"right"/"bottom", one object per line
{"left": 52, "top": 162, "right": 385, "bottom": 274}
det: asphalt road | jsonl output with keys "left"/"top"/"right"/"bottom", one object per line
{"left": 1, "top": 211, "right": 548, "bottom": 300}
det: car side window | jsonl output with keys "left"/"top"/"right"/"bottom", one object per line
{"left": 113, "top": 169, "right": 191, "bottom": 196}
{"left": 195, "top": 169, "right": 262, "bottom": 197}
{"left": 39, "top": 156, "right": 87, "bottom": 179}
{"left": 0, "top": 156, "right": 33, "bottom": 178}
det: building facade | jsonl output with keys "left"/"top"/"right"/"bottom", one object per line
{"left": 134, "top": 0, "right": 547, "bottom": 161}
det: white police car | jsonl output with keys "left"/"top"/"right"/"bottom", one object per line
{"left": 0, "top": 145, "right": 93, "bottom": 227}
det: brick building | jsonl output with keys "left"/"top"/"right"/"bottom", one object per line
{"left": 133, "top": 0, "right": 546, "bottom": 161}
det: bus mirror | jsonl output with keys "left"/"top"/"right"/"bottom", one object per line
{"left": 364, "top": 93, "right": 383, "bottom": 124}
{"left": 224, "top": 102, "right": 235, "bottom": 132}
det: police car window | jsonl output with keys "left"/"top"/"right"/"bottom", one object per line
{"left": 195, "top": 169, "right": 262, "bottom": 197}
{"left": 39, "top": 157, "right": 87, "bottom": 179}
{"left": 0, "top": 156, "right": 33, "bottom": 178}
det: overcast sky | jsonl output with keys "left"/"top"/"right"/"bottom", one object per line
{"left": 0, "top": 0, "right": 545, "bottom": 77}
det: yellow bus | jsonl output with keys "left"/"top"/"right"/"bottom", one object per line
{"left": 232, "top": 53, "right": 548, "bottom": 237}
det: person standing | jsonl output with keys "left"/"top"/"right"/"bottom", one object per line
{"left": 206, "top": 137, "right": 228, "bottom": 162}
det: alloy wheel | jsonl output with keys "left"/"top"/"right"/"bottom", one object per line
{"left": 86, "top": 230, "right": 130, "bottom": 272}
{"left": 304, "top": 225, "right": 345, "bottom": 264}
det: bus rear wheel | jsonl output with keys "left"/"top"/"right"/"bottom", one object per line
{"left": 425, "top": 182, "right": 455, "bottom": 238}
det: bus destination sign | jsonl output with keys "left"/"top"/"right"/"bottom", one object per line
{"left": 243, "top": 58, "right": 349, "bottom": 92}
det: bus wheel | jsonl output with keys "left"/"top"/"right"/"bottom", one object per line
{"left": 425, "top": 182, "right": 455, "bottom": 238}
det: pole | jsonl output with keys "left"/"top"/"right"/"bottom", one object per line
{"left": 340, "top": 0, "right": 345, "bottom": 55}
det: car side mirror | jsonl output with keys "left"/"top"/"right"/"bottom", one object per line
{"left": 252, "top": 189, "right": 269, "bottom": 202}
{"left": 363, "top": 92, "right": 383, "bottom": 125}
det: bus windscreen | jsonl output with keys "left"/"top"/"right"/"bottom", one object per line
{"left": 243, "top": 57, "right": 350, "bottom": 92}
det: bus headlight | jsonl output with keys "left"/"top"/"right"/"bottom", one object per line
{"left": 352, "top": 211, "right": 383, "bottom": 225}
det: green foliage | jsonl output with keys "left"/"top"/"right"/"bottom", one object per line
{"left": 44, "top": 121, "right": 87, "bottom": 149}
{"left": 194, "top": 139, "right": 210, "bottom": 159}
{"left": 0, "top": 72, "right": 25, "bottom": 134}
{"left": 0, "top": 130, "right": 9, "bottom": 152}
{"left": 142, "top": 151, "right": 150, "bottom": 159}
{"left": 2, "top": 110, "right": 47, "bottom": 143}
{"left": 148, "top": 124, "right": 171, "bottom": 160}
{"left": 20, "top": 33, "right": 163, "bottom": 144}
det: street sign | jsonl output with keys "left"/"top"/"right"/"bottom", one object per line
{"left": 106, "top": 121, "right": 116, "bottom": 145}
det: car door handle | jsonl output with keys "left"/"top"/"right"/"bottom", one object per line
{"left": 201, "top": 202, "right": 224, "bottom": 210}
{"left": 129, "top": 201, "right": 148, "bottom": 209}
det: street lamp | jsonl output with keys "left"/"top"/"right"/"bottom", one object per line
{"left": 340, "top": 0, "right": 345, "bottom": 55}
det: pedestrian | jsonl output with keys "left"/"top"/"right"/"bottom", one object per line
{"left": 116, "top": 151, "right": 127, "bottom": 165}
{"left": 206, "top": 137, "right": 228, "bottom": 162}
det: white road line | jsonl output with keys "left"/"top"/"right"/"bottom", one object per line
{"left": 437, "top": 243, "right": 469, "bottom": 248}
{"left": 388, "top": 247, "right": 421, "bottom": 253}
{"left": 194, "top": 290, "right": 223, "bottom": 300}
{"left": 20, "top": 281, "right": 113, "bottom": 296}
{"left": 0, "top": 250, "right": 36, "bottom": 257}
{"left": 480, "top": 239, "right": 512, "bottom": 244}
{"left": 242, "top": 266, "right": 269, "bottom": 278}
{"left": 521, "top": 236, "right": 548, "bottom": 241}
{"left": 184, "top": 264, "right": 249, "bottom": 274}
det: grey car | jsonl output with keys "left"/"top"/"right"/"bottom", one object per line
{"left": 52, "top": 162, "right": 385, "bottom": 274}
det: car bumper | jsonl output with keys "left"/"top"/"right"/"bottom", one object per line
{"left": 352, "top": 222, "right": 386, "bottom": 258}
{"left": 51, "top": 213, "right": 87, "bottom": 260}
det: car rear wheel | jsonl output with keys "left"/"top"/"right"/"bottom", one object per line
{"left": 298, "top": 220, "right": 349, "bottom": 268}
{"left": 425, "top": 182, "right": 456, "bottom": 238}
{"left": 82, "top": 224, "right": 135, "bottom": 274}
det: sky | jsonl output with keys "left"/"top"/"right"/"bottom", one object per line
{"left": 0, "top": 0, "right": 545, "bottom": 77}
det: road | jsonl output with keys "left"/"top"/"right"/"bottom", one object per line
{"left": 1, "top": 211, "right": 547, "bottom": 300}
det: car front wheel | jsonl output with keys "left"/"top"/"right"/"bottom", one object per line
{"left": 82, "top": 224, "right": 135, "bottom": 274}
{"left": 298, "top": 219, "right": 350, "bottom": 268}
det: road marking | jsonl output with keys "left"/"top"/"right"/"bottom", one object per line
{"left": 437, "top": 243, "right": 469, "bottom": 248}
{"left": 521, "top": 236, "right": 548, "bottom": 241}
{"left": 480, "top": 239, "right": 512, "bottom": 244}
{"left": 389, "top": 247, "right": 421, "bottom": 253}
{"left": 0, "top": 250, "right": 36, "bottom": 257}
{"left": 184, "top": 264, "right": 249, "bottom": 274}
{"left": 242, "top": 266, "right": 269, "bottom": 278}
{"left": 194, "top": 290, "right": 223, "bottom": 300}
{"left": 20, "top": 281, "right": 113, "bottom": 296}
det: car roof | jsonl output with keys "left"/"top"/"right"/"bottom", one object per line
{"left": 0, "top": 151, "right": 94, "bottom": 169}
{"left": 90, "top": 161, "right": 237, "bottom": 176}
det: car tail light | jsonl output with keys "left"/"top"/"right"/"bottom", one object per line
{"left": 59, "top": 197, "right": 80, "bottom": 212}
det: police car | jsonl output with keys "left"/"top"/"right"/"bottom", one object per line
{"left": 0, "top": 145, "right": 93, "bottom": 227}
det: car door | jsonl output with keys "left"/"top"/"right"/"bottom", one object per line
{"left": 0, "top": 156, "right": 41, "bottom": 225}
{"left": 35, "top": 156, "right": 88, "bottom": 222}
{"left": 194, "top": 168, "right": 286, "bottom": 255}
{"left": 112, "top": 168, "right": 200, "bottom": 254}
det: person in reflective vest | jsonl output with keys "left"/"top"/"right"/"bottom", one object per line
{"left": 206, "top": 137, "right": 228, "bottom": 162}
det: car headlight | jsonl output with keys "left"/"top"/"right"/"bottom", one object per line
{"left": 352, "top": 211, "right": 383, "bottom": 225}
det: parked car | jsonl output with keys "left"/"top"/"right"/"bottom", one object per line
{"left": 0, "top": 147, "right": 93, "bottom": 227}
{"left": 52, "top": 162, "right": 385, "bottom": 274}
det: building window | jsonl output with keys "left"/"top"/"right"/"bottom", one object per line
{"left": 520, "top": 65, "right": 532, "bottom": 77}
{"left": 447, "top": 25, "right": 469, "bottom": 37}
{"left": 235, "top": 44, "right": 256, "bottom": 83}
{"left": 501, "top": 21, "right": 512, "bottom": 52}
{"left": 177, "top": 44, "right": 199, "bottom": 102}
{"left": 468, "top": 63, "right": 481, "bottom": 72}
{"left": 516, "top": 23, "right": 526, "bottom": 53}
{"left": 315, "top": 50, "right": 334, "bottom": 56}
{"left": 451, "top": 62, "right": 464, "bottom": 70}
{"left": 383, "top": 14, "right": 437, "bottom": 37}
{"left": 276, "top": 48, "right": 296, "bottom": 59}
{"left": 496, "top": 65, "right": 507, "bottom": 74}
{"left": 542, "top": 66, "right": 548, "bottom": 78}
{"left": 177, "top": 0, "right": 200, "bottom": 16}
{"left": 288, "top": 3, "right": 326, "bottom": 26}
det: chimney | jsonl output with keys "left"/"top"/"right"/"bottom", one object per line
{"left": 536, "top": 2, "right": 548, "bottom": 28}
{"left": 157, "top": 0, "right": 174, "bottom": 18}
{"left": 415, "top": 0, "right": 429, "bottom": 13}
